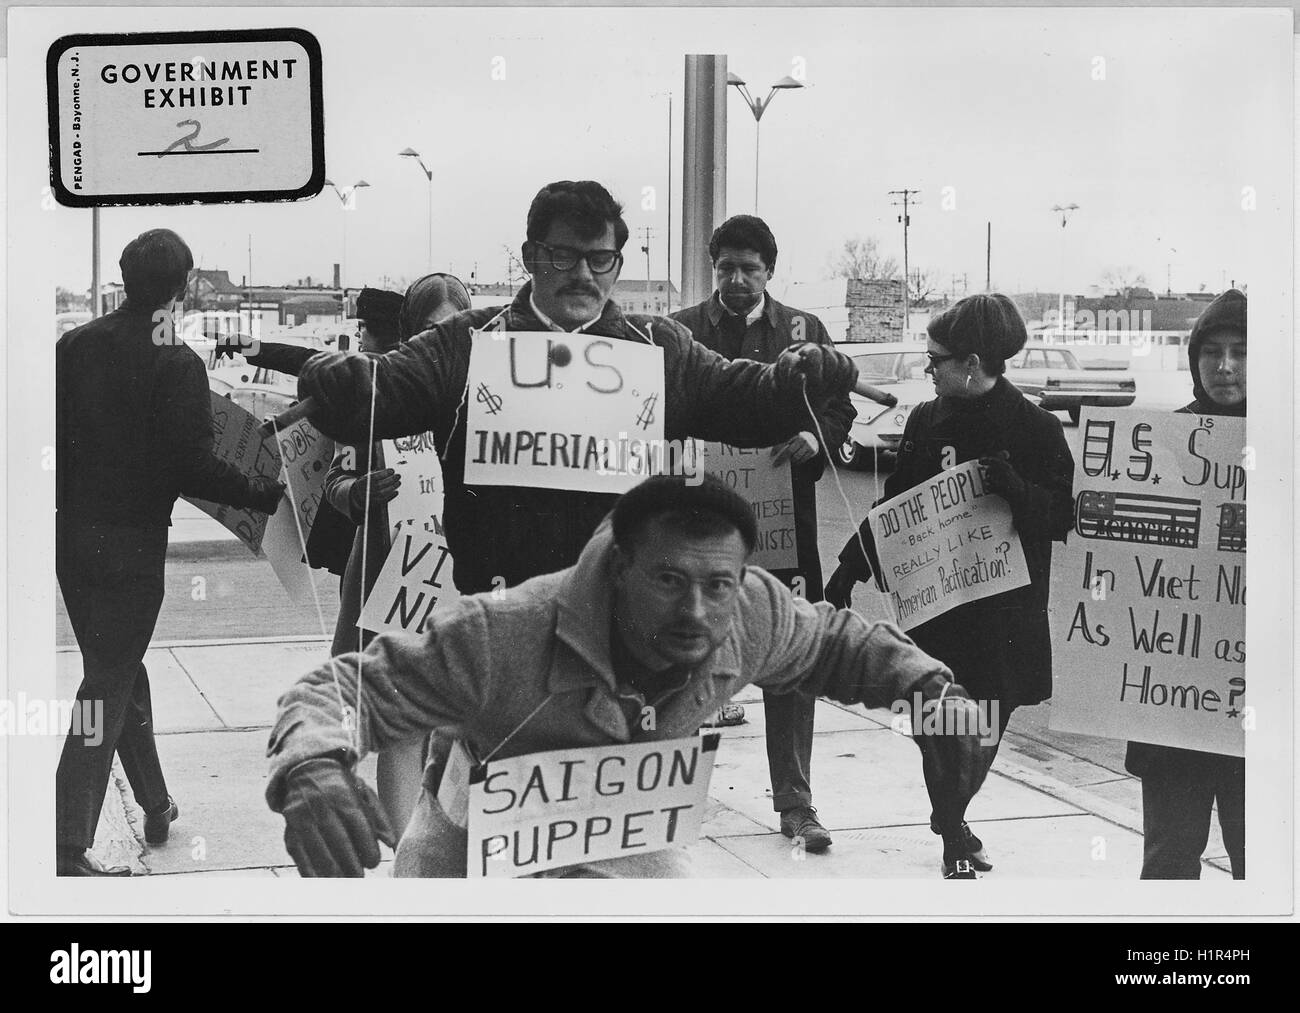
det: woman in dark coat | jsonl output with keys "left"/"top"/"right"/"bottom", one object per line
{"left": 1124, "top": 288, "right": 1246, "bottom": 880}
{"left": 826, "top": 294, "right": 1074, "bottom": 878}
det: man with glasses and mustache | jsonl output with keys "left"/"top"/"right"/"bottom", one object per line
{"left": 292, "top": 181, "right": 859, "bottom": 602}
{"left": 671, "top": 215, "right": 854, "bottom": 854}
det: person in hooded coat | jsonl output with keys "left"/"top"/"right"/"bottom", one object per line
{"left": 826, "top": 293, "right": 1075, "bottom": 878}
{"left": 1125, "top": 288, "right": 1246, "bottom": 880}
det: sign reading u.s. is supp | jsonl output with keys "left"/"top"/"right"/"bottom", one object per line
{"left": 1048, "top": 409, "right": 1246, "bottom": 756}
{"left": 47, "top": 29, "right": 324, "bottom": 206}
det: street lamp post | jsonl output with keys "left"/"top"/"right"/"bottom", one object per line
{"left": 323, "top": 178, "right": 371, "bottom": 291}
{"left": 399, "top": 147, "right": 434, "bottom": 272}
{"left": 1052, "top": 203, "right": 1079, "bottom": 339}
{"left": 727, "top": 71, "right": 803, "bottom": 214}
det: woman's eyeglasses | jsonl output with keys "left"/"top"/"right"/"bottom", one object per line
{"left": 534, "top": 241, "right": 623, "bottom": 275}
{"left": 925, "top": 352, "right": 958, "bottom": 370}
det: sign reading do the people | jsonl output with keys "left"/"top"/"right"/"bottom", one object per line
{"left": 1048, "top": 409, "right": 1246, "bottom": 756}
{"left": 467, "top": 734, "right": 719, "bottom": 879}
{"left": 47, "top": 29, "right": 324, "bottom": 206}
{"left": 463, "top": 331, "right": 666, "bottom": 494}
{"left": 867, "top": 459, "right": 1030, "bottom": 630}
{"left": 691, "top": 441, "right": 797, "bottom": 571}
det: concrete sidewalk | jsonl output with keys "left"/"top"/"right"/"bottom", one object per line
{"left": 58, "top": 637, "right": 1234, "bottom": 881}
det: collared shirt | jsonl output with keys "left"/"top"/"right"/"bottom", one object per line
{"left": 529, "top": 292, "right": 603, "bottom": 334}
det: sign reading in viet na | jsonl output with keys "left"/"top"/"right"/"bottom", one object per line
{"left": 47, "top": 29, "right": 323, "bottom": 206}
{"left": 464, "top": 331, "right": 667, "bottom": 494}
{"left": 468, "top": 734, "right": 719, "bottom": 878}
{"left": 1048, "top": 409, "right": 1245, "bottom": 757}
{"left": 867, "top": 459, "right": 1030, "bottom": 630}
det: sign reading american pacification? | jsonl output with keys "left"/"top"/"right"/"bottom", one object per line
{"left": 47, "top": 29, "right": 324, "bottom": 206}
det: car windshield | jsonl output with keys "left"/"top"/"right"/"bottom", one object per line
{"left": 852, "top": 352, "right": 929, "bottom": 384}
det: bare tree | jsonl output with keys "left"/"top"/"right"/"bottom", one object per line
{"left": 1101, "top": 265, "right": 1149, "bottom": 295}
{"left": 908, "top": 267, "right": 940, "bottom": 306}
{"left": 828, "top": 236, "right": 899, "bottom": 281}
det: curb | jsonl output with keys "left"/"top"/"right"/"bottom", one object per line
{"left": 166, "top": 538, "right": 256, "bottom": 562}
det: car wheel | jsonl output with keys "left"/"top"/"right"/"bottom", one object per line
{"left": 1068, "top": 407, "right": 1081, "bottom": 425}
{"left": 837, "top": 438, "right": 868, "bottom": 471}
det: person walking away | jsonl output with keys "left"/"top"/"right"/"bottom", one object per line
{"left": 56, "top": 228, "right": 283, "bottom": 875}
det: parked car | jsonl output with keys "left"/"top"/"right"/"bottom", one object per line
{"left": 55, "top": 311, "right": 92, "bottom": 339}
{"left": 835, "top": 343, "right": 934, "bottom": 470}
{"left": 1005, "top": 343, "right": 1136, "bottom": 423}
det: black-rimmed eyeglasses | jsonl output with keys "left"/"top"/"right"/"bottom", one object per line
{"left": 534, "top": 241, "right": 623, "bottom": 275}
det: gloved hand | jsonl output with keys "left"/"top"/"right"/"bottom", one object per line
{"left": 978, "top": 454, "right": 1027, "bottom": 501}
{"left": 824, "top": 564, "right": 857, "bottom": 610}
{"left": 348, "top": 468, "right": 402, "bottom": 516}
{"left": 281, "top": 757, "right": 397, "bottom": 877}
{"left": 770, "top": 431, "right": 819, "bottom": 466}
{"left": 247, "top": 476, "right": 285, "bottom": 514}
{"left": 912, "top": 679, "right": 990, "bottom": 823}
{"left": 776, "top": 343, "right": 858, "bottom": 401}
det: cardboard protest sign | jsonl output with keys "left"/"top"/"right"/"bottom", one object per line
{"left": 867, "top": 459, "right": 1030, "bottom": 630}
{"left": 183, "top": 391, "right": 277, "bottom": 552}
{"left": 259, "top": 416, "right": 334, "bottom": 604}
{"left": 383, "top": 431, "right": 445, "bottom": 537}
{"left": 1048, "top": 410, "right": 1245, "bottom": 756}
{"left": 356, "top": 530, "right": 459, "bottom": 635}
{"left": 468, "top": 734, "right": 720, "bottom": 878}
{"left": 693, "top": 441, "right": 797, "bottom": 570}
{"left": 463, "top": 331, "right": 666, "bottom": 494}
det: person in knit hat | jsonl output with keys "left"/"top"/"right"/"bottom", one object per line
{"left": 1125, "top": 288, "right": 1246, "bottom": 879}
{"left": 353, "top": 286, "right": 405, "bottom": 352}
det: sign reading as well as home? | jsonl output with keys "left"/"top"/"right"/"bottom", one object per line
{"left": 867, "top": 459, "right": 1030, "bottom": 630}
{"left": 463, "top": 331, "right": 666, "bottom": 494}
{"left": 468, "top": 734, "right": 720, "bottom": 878}
{"left": 47, "top": 29, "right": 323, "bottom": 205}
{"left": 1048, "top": 409, "right": 1246, "bottom": 756}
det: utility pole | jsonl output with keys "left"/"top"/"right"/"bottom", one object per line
{"left": 1051, "top": 203, "right": 1079, "bottom": 337}
{"left": 639, "top": 226, "right": 655, "bottom": 283}
{"left": 889, "top": 188, "right": 920, "bottom": 336}
{"left": 90, "top": 208, "right": 101, "bottom": 318}
{"left": 985, "top": 222, "right": 991, "bottom": 292}
{"left": 666, "top": 94, "right": 673, "bottom": 312}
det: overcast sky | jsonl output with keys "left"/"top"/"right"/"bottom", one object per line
{"left": 35, "top": 5, "right": 1290, "bottom": 298}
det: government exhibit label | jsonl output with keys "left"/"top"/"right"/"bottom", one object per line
{"left": 463, "top": 331, "right": 668, "bottom": 494}
{"left": 1048, "top": 409, "right": 1245, "bottom": 756}
{"left": 867, "top": 459, "right": 1030, "bottom": 630}
{"left": 467, "top": 735, "right": 720, "bottom": 878}
{"left": 47, "top": 29, "right": 323, "bottom": 205}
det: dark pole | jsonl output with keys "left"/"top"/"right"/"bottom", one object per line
{"left": 986, "top": 222, "right": 991, "bottom": 292}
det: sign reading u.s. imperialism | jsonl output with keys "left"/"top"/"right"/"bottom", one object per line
{"left": 467, "top": 734, "right": 720, "bottom": 878}
{"left": 463, "top": 331, "right": 667, "bottom": 494}
{"left": 1048, "top": 409, "right": 1246, "bottom": 756}
{"left": 867, "top": 459, "right": 1030, "bottom": 630}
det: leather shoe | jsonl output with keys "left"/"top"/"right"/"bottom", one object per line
{"left": 780, "top": 805, "right": 833, "bottom": 853}
{"left": 57, "top": 848, "right": 132, "bottom": 877}
{"left": 144, "top": 796, "right": 179, "bottom": 846}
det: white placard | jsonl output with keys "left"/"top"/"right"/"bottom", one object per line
{"left": 383, "top": 431, "right": 445, "bottom": 537}
{"left": 867, "top": 459, "right": 1030, "bottom": 630}
{"left": 468, "top": 734, "right": 719, "bottom": 879}
{"left": 182, "top": 391, "right": 276, "bottom": 553}
{"left": 356, "top": 530, "right": 459, "bottom": 635}
{"left": 463, "top": 331, "right": 666, "bottom": 494}
{"left": 1048, "top": 409, "right": 1246, "bottom": 756}
{"left": 694, "top": 442, "right": 797, "bottom": 570}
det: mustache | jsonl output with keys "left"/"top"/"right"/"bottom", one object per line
{"left": 559, "top": 284, "right": 600, "bottom": 297}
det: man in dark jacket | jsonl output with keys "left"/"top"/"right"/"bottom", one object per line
{"left": 56, "top": 229, "right": 284, "bottom": 876}
{"left": 294, "top": 181, "right": 858, "bottom": 595}
{"left": 1125, "top": 288, "right": 1246, "bottom": 879}
{"left": 671, "top": 215, "right": 853, "bottom": 852}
